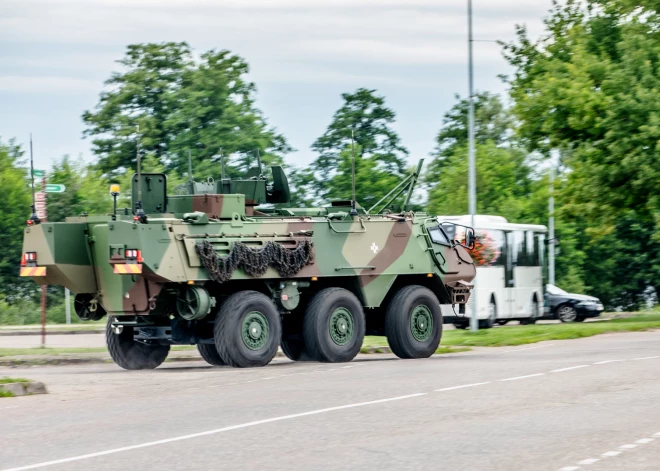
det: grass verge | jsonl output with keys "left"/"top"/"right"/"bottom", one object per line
{"left": 0, "top": 390, "right": 15, "bottom": 397}
{"left": 363, "top": 314, "right": 660, "bottom": 349}
{"left": 0, "top": 346, "right": 196, "bottom": 357}
{"left": 0, "top": 377, "right": 31, "bottom": 383}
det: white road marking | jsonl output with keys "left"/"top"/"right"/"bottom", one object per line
{"left": 593, "top": 360, "right": 625, "bottom": 365}
{"left": 0, "top": 406, "right": 18, "bottom": 410}
{"left": 636, "top": 438, "right": 654, "bottom": 444}
{"left": 601, "top": 451, "right": 621, "bottom": 457}
{"left": 577, "top": 458, "right": 599, "bottom": 465}
{"left": 654, "top": 432, "right": 660, "bottom": 437}
{"left": 499, "top": 373, "right": 544, "bottom": 382}
{"left": 341, "top": 366, "right": 354, "bottom": 369}
{"left": 620, "top": 444, "right": 637, "bottom": 449}
{"left": 434, "top": 382, "right": 490, "bottom": 392}
{"left": 551, "top": 365, "right": 590, "bottom": 373}
{"left": 558, "top": 467, "right": 581, "bottom": 471}
{"left": 490, "top": 344, "right": 555, "bottom": 355}
{"left": 1, "top": 392, "right": 427, "bottom": 471}
{"left": 633, "top": 356, "right": 660, "bottom": 361}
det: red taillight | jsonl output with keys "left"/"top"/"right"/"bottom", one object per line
{"left": 22, "top": 252, "right": 36, "bottom": 266}
{"left": 126, "top": 249, "right": 142, "bottom": 262}
{"left": 26, "top": 220, "right": 34, "bottom": 226}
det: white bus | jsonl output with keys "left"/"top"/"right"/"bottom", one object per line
{"left": 437, "top": 215, "right": 547, "bottom": 329}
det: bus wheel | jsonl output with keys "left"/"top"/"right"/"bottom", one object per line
{"left": 479, "top": 298, "right": 497, "bottom": 329}
{"left": 521, "top": 298, "right": 540, "bottom": 325}
{"left": 386, "top": 285, "right": 442, "bottom": 359}
{"left": 106, "top": 320, "right": 170, "bottom": 370}
{"left": 214, "top": 291, "right": 281, "bottom": 368}
{"left": 496, "top": 320, "right": 509, "bottom": 326}
{"left": 303, "top": 288, "right": 365, "bottom": 363}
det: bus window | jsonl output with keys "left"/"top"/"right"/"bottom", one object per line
{"left": 525, "top": 231, "right": 536, "bottom": 266}
{"left": 508, "top": 230, "right": 526, "bottom": 266}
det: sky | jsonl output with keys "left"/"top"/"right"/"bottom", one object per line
{"left": 0, "top": 0, "right": 555, "bottom": 171}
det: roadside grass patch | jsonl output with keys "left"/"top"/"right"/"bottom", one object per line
{"left": 0, "top": 377, "right": 31, "bottom": 384}
{"left": 363, "top": 314, "right": 660, "bottom": 349}
{"left": 0, "top": 345, "right": 195, "bottom": 357}
{"left": 0, "top": 390, "right": 15, "bottom": 397}
{"left": 442, "top": 314, "right": 660, "bottom": 347}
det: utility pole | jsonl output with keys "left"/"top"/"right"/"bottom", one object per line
{"left": 467, "top": 0, "right": 478, "bottom": 332}
{"left": 65, "top": 288, "right": 71, "bottom": 325}
{"left": 548, "top": 166, "right": 556, "bottom": 285}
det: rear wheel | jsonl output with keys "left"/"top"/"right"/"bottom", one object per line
{"left": 214, "top": 291, "right": 281, "bottom": 368}
{"left": 496, "top": 320, "right": 509, "bottom": 326}
{"left": 281, "top": 315, "right": 316, "bottom": 361}
{"left": 106, "top": 320, "right": 170, "bottom": 370}
{"left": 385, "top": 285, "right": 442, "bottom": 359}
{"left": 479, "top": 298, "right": 497, "bottom": 329}
{"left": 197, "top": 344, "right": 226, "bottom": 366}
{"left": 303, "top": 288, "right": 365, "bottom": 363}
{"left": 521, "top": 298, "right": 540, "bottom": 325}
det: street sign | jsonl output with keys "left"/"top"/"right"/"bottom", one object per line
{"left": 44, "top": 184, "right": 66, "bottom": 193}
{"left": 35, "top": 192, "right": 46, "bottom": 202}
{"left": 36, "top": 210, "right": 47, "bottom": 219}
{"left": 35, "top": 202, "right": 46, "bottom": 210}
{"left": 32, "top": 169, "right": 45, "bottom": 178}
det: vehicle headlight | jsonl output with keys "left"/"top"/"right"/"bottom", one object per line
{"left": 577, "top": 300, "right": 596, "bottom": 307}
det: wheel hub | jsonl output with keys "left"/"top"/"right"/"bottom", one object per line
{"left": 241, "top": 311, "right": 269, "bottom": 350}
{"left": 410, "top": 305, "right": 433, "bottom": 342}
{"left": 329, "top": 307, "right": 354, "bottom": 346}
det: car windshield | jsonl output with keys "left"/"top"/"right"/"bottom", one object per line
{"left": 546, "top": 284, "right": 568, "bottom": 295}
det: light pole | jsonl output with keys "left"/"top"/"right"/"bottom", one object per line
{"left": 467, "top": 0, "right": 478, "bottom": 332}
{"left": 548, "top": 166, "right": 556, "bottom": 285}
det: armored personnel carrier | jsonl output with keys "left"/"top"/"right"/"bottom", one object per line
{"left": 20, "top": 161, "right": 476, "bottom": 369}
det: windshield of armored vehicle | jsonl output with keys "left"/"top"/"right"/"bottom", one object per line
{"left": 428, "top": 226, "right": 451, "bottom": 245}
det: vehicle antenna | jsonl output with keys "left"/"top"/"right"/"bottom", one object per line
{"left": 350, "top": 129, "right": 358, "bottom": 217}
{"left": 28, "top": 133, "right": 40, "bottom": 225}
{"left": 134, "top": 125, "right": 146, "bottom": 222}
{"left": 255, "top": 149, "right": 262, "bottom": 175}
{"left": 187, "top": 149, "right": 194, "bottom": 184}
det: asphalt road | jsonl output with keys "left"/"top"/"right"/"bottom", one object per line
{"left": 1, "top": 331, "right": 659, "bottom": 471}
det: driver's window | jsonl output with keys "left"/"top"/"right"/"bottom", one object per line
{"left": 428, "top": 227, "right": 451, "bottom": 245}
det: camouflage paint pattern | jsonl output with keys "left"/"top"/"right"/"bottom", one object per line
{"left": 21, "top": 209, "right": 475, "bottom": 316}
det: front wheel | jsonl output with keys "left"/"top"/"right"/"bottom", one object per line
{"left": 521, "top": 298, "right": 540, "bottom": 325}
{"left": 106, "top": 320, "right": 170, "bottom": 370}
{"left": 557, "top": 305, "right": 578, "bottom": 323}
{"left": 214, "top": 291, "right": 281, "bottom": 368}
{"left": 385, "top": 285, "right": 442, "bottom": 359}
{"left": 479, "top": 299, "right": 497, "bottom": 329}
{"left": 303, "top": 288, "right": 365, "bottom": 363}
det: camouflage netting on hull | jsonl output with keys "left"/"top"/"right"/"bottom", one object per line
{"left": 195, "top": 240, "right": 314, "bottom": 283}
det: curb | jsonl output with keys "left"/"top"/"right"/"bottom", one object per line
{"left": 0, "top": 381, "right": 47, "bottom": 396}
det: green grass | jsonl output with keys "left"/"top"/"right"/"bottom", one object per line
{"left": 0, "top": 390, "right": 15, "bottom": 397}
{"left": 0, "top": 377, "right": 31, "bottom": 384}
{"left": 0, "top": 345, "right": 196, "bottom": 357}
{"left": 363, "top": 314, "right": 660, "bottom": 349}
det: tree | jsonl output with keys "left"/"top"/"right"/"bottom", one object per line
{"left": 427, "top": 92, "right": 514, "bottom": 180}
{"left": 83, "top": 43, "right": 291, "bottom": 179}
{"left": 309, "top": 88, "right": 409, "bottom": 204}
{"left": 502, "top": 0, "right": 660, "bottom": 306}
{"left": 0, "top": 139, "right": 34, "bottom": 300}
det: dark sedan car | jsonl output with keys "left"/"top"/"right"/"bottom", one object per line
{"left": 544, "top": 284, "right": 605, "bottom": 322}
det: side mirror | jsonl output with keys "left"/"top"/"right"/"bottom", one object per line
{"left": 465, "top": 228, "right": 476, "bottom": 250}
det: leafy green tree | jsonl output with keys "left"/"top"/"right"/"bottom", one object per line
{"left": 308, "top": 88, "right": 409, "bottom": 204}
{"left": 83, "top": 43, "right": 290, "bottom": 179}
{"left": 0, "top": 139, "right": 35, "bottom": 300}
{"left": 427, "top": 92, "right": 514, "bottom": 180}
{"left": 502, "top": 0, "right": 660, "bottom": 306}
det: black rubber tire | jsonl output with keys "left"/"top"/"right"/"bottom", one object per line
{"left": 281, "top": 313, "right": 316, "bottom": 361}
{"left": 479, "top": 299, "right": 497, "bottom": 329}
{"left": 197, "top": 343, "right": 226, "bottom": 366}
{"left": 214, "top": 291, "right": 281, "bottom": 368}
{"left": 453, "top": 322, "right": 469, "bottom": 330}
{"left": 106, "top": 320, "right": 170, "bottom": 370}
{"left": 303, "top": 288, "right": 365, "bottom": 363}
{"left": 521, "top": 298, "right": 540, "bottom": 325}
{"left": 496, "top": 320, "right": 509, "bottom": 326}
{"left": 385, "top": 285, "right": 443, "bottom": 359}
{"left": 557, "top": 304, "right": 579, "bottom": 323}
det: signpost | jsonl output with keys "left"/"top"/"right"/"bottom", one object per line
{"left": 32, "top": 169, "right": 45, "bottom": 178}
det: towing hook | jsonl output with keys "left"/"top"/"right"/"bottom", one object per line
{"left": 112, "top": 325, "right": 124, "bottom": 335}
